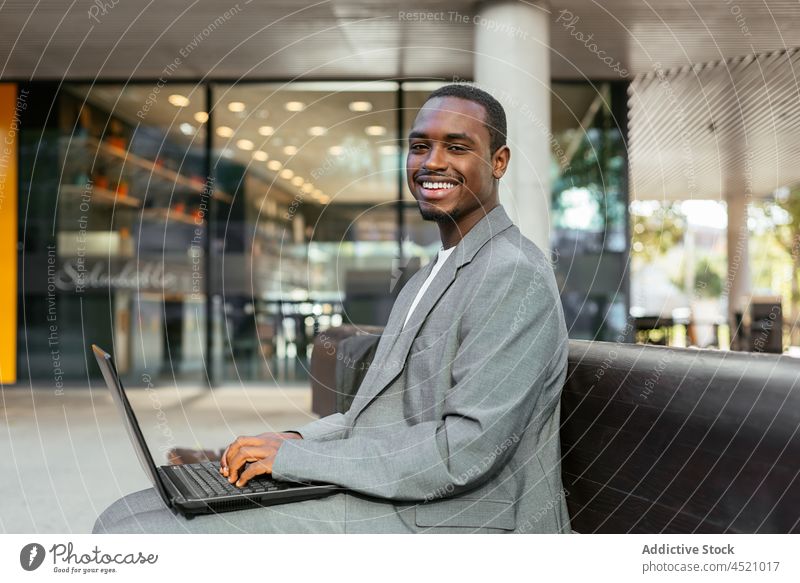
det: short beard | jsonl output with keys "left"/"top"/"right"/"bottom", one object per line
{"left": 418, "top": 202, "right": 462, "bottom": 224}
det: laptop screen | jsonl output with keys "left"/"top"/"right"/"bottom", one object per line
{"left": 91, "top": 345, "right": 173, "bottom": 508}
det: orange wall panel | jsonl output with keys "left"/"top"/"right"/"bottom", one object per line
{"left": 0, "top": 83, "right": 19, "bottom": 384}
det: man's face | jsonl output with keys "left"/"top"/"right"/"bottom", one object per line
{"left": 406, "top": 96, "right": 506, "bottom": 224}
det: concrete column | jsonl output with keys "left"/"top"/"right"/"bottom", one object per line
{"left": 725, "top": 192, "right": 751, "bottom": 342}
{"left": 474, "top": 0, "right": 551, "bottom": 252}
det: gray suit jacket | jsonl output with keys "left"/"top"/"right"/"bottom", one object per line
{"left": 273, "top": 204, "right": 571, "bottom": 533}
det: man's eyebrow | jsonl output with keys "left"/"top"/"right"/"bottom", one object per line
{"left": 445, "top": 133, "right": 474, "bottom": 143}
{"left": 407, "top": 131, "right": 475, "bottom": 142}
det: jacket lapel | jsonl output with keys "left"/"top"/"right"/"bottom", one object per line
{"left": 349, "top": 204, "right": 515, "bottom": 422}
{"left": 368, "top": 258, "right": 435, "bottom": 364}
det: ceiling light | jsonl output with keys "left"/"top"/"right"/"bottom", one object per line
{"left": 258, "top": 125, "right": 275, "bottom": 136}
{"left": 168, "top": 94, "right": 190, "bottom": 107}
{"left": 267, "top": 160, "right": 282, "bottom": 171}
{"left": 349, "top": 101, "right": 372, "bottom": 112}
{"left": 284, "top": 101, "right": 306, "bottom": 112}
{"left": 252, "top": 150, "right": 268, "bottom": 161}
{"left": 313, "top": 189, "right": 323, "bottom": 197}
{"left": 291, "top": 176, "right": 304, "bottom": 186}
{"left": 228, "top": 101, "right": 246, "bottom": 113}
{"left": 236, "top": 139, "right": 254, "bottom": 151}
{"left": 301, "top": 183, "right": 314, "bottom": 193}
{"left": 283, "top": 145, "right": 298, "bottom": 156}
{"left": 328, "top": 145, "right": 344, "bottom": 156}
{"left": 379, "top": 144, "right": 398, "bottom": 155}
{"left": 193, "top": 111, "right": 208, "bottom": 123}
{"left": 318, "top": 195, "right": 331, "bottom": 204}
{"left": 280, "top": 168, "right": 295, "bottom": 180}
{"left": 179, "top": 123, "right": 195, "bottom": 135}
{"left": 307, "top": 126, "right": 327, "bottom": 136}
{"left": 216, "top": 126, "right": 234, "bottom": 138}
{"left": 365, "top": 125, "right": 387, "bottom": 136}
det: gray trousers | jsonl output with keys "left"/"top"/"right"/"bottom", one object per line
{"left": 92, "top": 488, "right": 415, "bottom": 534}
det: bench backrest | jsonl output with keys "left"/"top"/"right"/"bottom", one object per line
{"left": 562, "top": 339, "right": 800, "bottom": 533}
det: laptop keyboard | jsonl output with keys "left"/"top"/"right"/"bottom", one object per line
{"left": 176, "top": 461, "right": 289, "bottom": 498}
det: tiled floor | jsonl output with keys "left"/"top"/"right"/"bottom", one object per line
{"left": 0, "top": 383, "right": 316, "bottom": 533}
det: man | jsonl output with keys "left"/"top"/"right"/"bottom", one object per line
{"left": 93, "top": 84, "right": 571, "bottom": 534}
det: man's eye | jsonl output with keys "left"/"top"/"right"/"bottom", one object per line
{"left": 449, "top": 145, "right": 468, "bottom": 152}
{"left": 410, "top": 143, "right": 427, "bottom": 151}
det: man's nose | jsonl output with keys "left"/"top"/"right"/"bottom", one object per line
{"left": 422, "top": 143, "right": 448, "bottom": 171}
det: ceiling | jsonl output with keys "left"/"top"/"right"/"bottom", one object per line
{"left": 629, "top": 47, "right": 800, "bottom": 201}
{"left": 1, "top": 1, "right": 798, "bottom": 81}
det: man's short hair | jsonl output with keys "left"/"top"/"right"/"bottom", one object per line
{"left": 424, "top": 84, "right": 507, "bottom": 155}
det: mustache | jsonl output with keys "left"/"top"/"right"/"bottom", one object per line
{"left": 414, "top": 171, "right": 463, "bottom": 182}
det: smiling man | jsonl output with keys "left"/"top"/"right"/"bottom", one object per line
{"left": 408, "top": 85, "right": 510, "bottom": 248}
{"left": 93, "top": 84, "right": 571, "bottom": 534}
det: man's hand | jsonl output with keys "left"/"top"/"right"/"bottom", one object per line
{"left": 219, "top": 432, "right": 302, "bottom": 487}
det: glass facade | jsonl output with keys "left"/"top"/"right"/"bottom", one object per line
{"left": 19, "top": 83, "right": 211, "bottom": 385}
{"left": 208, "top": 82, "right": 404, "bottom": 382}
{"left": 551, "top": 82, "right": 630, "bottom": 342}
{"left": 15, "top": 80, "right": 629, "bottom": 387}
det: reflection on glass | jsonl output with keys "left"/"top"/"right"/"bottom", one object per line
{"left": 551, "top": 82, "right": 629, "bottom": 341}
{"left": 211, "top": 82, "right": 401, "bottom": 382}
{"left": 20, "top": 83, "right": 209, "bottom": 384}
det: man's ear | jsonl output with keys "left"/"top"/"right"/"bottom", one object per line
{"left": 492, "top": 145, "right": 510, "bottom": 179}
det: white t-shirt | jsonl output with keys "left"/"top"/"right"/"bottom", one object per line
{"left": 403, "top": 246, "right": 456, "bottom": 329}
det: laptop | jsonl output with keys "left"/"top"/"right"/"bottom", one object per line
{"left": 91, "top": 344, "right": 340, "bottom": 517}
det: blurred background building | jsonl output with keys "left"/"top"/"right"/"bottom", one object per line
{"left": 1, "top": 0, "right": 799, "bottom": 389}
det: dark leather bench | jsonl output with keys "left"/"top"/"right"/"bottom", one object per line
{"left": 309, "top": 326, "right": 800, "bottom": 533}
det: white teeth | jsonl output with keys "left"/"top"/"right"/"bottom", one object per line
{"left": 422, "top": 181, "right": 455, "bottom": 190}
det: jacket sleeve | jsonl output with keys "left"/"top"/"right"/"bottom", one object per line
{"left": 284, "top": 412, "right": 350, "bottom": 441}
{"left": 272, "top": 259, "right": 568, "bottom": 501}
